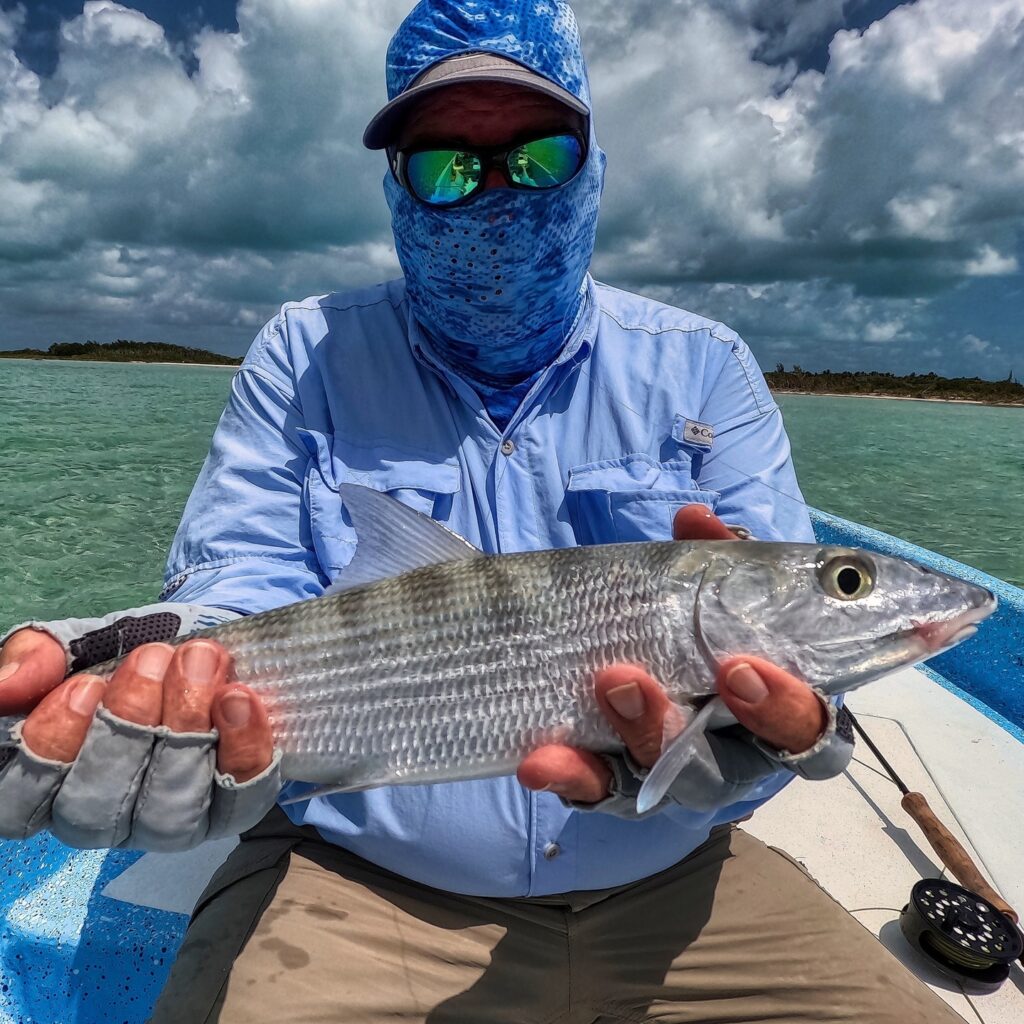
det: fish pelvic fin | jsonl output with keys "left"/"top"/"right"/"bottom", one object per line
{"left": 636, "top": 699, "right": 721, "bottom": 814}
{"left": 326, "top": 483, "right": 482, "bottom": 594}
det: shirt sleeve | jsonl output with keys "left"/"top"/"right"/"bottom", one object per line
{"left": 697, "top": 334, "right": 815, "bottom": 543}
{"left": 160, "top": 340, "right": 325, "bottom": 616}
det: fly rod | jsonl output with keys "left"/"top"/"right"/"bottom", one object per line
{"left": 847, "top": 708, "right": 1023, "bottom": 989}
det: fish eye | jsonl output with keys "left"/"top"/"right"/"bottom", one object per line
{"left": 819, "top": 555, "right": 875, "bottom": 601}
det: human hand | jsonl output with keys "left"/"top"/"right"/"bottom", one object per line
{"left": 4, "top": 637, "right": 273, "bottom": 782}
{"left": 0, "top": 634, "right": 278, "bottom": 848}
{"left": 517, "top": 505, "right": 829, "bottom": 805}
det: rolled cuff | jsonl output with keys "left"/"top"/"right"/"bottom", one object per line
{"left": 754, "top": 697, "right": 855, "bottom": 781}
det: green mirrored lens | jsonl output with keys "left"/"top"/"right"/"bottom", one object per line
{"left": 507, "top": 135, "right": 583, "bottom": 188}
{"left": 406, "top": 150, "right": 483, "bottom": 205}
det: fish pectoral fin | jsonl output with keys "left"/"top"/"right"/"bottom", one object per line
{"left": 636, "top": 699, "right": 723, "bottom": 814}
{"left": 326, "top": 483, "right": 483, "bottom": 594}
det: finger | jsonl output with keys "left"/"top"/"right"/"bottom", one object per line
{"left": 717, "top": 656, "right": 828, "bottom": 754}
{"left": 517, "top": 744, "right": 612, "bottom": 804}
{"left": 672, "top": 504, "right": 737, "bottom": 542}
{"left": 595, "top": 664, "right": 688, "bottom": 769}
{"left": 21, "top": 674, "right": 106, "bottom": 763}
{"left": 162, "top": 640, "right": 229, "bottom": 733}
{"left": 212, "top": 685, "right": 275, "bottom": 783}
{"left": 0, "top": 629, "right": 68, "bottom": 716}
{"left": 102, "top": 643, "right": 174, "bottom": 727}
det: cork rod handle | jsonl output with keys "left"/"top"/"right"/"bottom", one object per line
{"left": 901, "top": 791, "right": 1019, "bottom": 924}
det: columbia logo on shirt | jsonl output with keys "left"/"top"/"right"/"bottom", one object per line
{"left": 684, "top": 420, "right": 715, "bottom": 446}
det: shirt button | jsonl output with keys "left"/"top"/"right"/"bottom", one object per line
{"left": 543, "top": 842, "right": 561, "bottom": 860}
{"left": 500, "top": 439, "right": 516, "bottom": 456}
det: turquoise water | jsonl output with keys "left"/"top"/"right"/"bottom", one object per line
{"left": 1, "top": 360, "right": 1021, "bottom": 630}
{"left": 1, "top": 360, "right": 233, "bottom": 627}
{"left": 775, "top": 393, "right": 1022, "bottom": 589}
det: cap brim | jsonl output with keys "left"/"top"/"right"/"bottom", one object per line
{"left": 363, "top": 61, "right": 589, "bottom": 150}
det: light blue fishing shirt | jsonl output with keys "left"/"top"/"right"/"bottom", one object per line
{"left": 162, "top": 275, "right": 815, "bottom": 898}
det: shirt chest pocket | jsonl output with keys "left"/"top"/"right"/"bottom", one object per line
{"left": 566, "top": 452, "right": 719, "bottom": 545}
{"left": 298, "top": 428, "right": 462, "bottom": 575}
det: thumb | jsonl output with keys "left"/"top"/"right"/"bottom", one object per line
{"left": 717, "top": 656, "right": 828, "bottom": 754}
{"left": 0, "top": 628, "right": 69, "bottom": 716}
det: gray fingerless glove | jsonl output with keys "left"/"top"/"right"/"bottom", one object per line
{"left": 0, "top": 602, "right": 238, "bottom": 675}
{"left": 0, "top": 603, "right": 283, "bottom": 851}
{"left": 569, "top": 692, "right": 855, "bottom": 820}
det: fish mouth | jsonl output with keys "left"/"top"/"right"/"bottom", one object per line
{"left": 911, "top": 592, "right": 997, "bottom": 654}
{"left": 810, "top": 587, "right": 996, "bottom": 698}
{"left": 811, "top": 598, "right": 992, "bottom": 655}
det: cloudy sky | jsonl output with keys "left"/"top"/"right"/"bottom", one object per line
{"left": 1, "top": 0, "right": 1022, "bottom": 377}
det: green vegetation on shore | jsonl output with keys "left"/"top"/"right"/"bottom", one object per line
{"left": 3, "top": 344, "right": 1022, "bottom": 404}
{"left": 0, "top": 340, "right": 241, "bottom": 366}
{"left": 765, "top": 366, "right": 1024, "bottom": 405}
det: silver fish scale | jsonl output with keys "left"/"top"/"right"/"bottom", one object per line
{"left": 201, "top": 541, "right": 701, "bottom": 790}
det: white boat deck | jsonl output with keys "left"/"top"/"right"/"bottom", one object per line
{"left": 745, "top": 667, "right": 1024, "bottom": 1024}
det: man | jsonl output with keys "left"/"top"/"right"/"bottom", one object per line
{"left": 0, "top": 3, "right": 965, "bottom": 1022}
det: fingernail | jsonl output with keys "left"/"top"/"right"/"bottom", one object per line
{"left": 69, "top": 676, "right": 105, "bottom": 717}
{"left": 725, "top": 663, "right": 768, "bottom": 704}
{"left": 182, "top": 642, "right": 220, "bottom": 681}
{"left": 220, "top": 692, "right": 251, "bottom": 728}
{"left": 607, "top": 682, "right": 645, "bottom": 720}
{"left": 0, "top": 662, "right": 19, "bottom": 684}
{"left": 135, "top": 644, "right": 174, "bottom": 681}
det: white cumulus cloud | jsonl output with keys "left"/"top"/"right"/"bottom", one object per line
{"left": 0, "top": 0, "right": 1019, "bottom": 378}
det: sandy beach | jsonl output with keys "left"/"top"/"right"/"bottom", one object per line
{"left": 0, "top": 356, "right": 238, "bottom": 369}
{"left": 772, "top": 389, "right": 1024, "bottom": 409}
{"left": 127, "top": 360, "right": 238, "bottom": 368}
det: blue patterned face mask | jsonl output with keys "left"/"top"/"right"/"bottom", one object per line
{"left": 378, "top": 0, "right": 605, "bottom": 388}
{"left": 385, "top": 139, "right": 605, "bottom": 386}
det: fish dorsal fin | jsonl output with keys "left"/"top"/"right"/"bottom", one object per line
{"left": 325, "top": 484, "right": 482, "bottom": 594}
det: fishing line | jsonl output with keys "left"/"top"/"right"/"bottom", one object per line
{"left": 900, "top": 879, "right": 1023, "bottom": 991}
{"left": 576, "top": 358, "right": 813, "bottom": 517}
{"left": 491, "top": 337, "right": 812, "bottom": 520}
{"left": 551, "top": 357, "right": 1024, "bottom": 987}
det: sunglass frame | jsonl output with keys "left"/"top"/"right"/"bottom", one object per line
{"left": 388, "top": 129, "right": 588, "bottom": 208}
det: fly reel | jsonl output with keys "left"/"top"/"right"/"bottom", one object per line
{"left": 900, "top": 879, "right": 1024, "bottom": 992}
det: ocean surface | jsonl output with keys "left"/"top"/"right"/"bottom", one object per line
{"left": 1, "top": 359, "right": 1021, "bottom": 630}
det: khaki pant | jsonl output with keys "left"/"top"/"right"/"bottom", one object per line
{"left": 149, "top": 808, "right": 964, "bottom": 1024}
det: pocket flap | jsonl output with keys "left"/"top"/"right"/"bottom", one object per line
{"left": 567, "top": 453, "right": 663, "bottom": 492}
{"left": 298, "top": 429, "right": 461, "bottom": 495}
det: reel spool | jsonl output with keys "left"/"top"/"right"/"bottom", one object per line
{"left": 900, "top": 879, "right": 1023, "bottom": 992}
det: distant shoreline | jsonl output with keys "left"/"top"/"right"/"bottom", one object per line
{"left": 6, "top": 352, "right": 1023, "bottom": 406}
{"left": 772, "top": 389, "right": 1024, "bottom": 409}
{"left": 0, "top": 340, "right": 242, "bottom": 367}
{"left": 764, "top": 368, "right": 1024, "bottom": 407}
{"left": 1, "top": 356, "right": 237, "bottom": 369}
